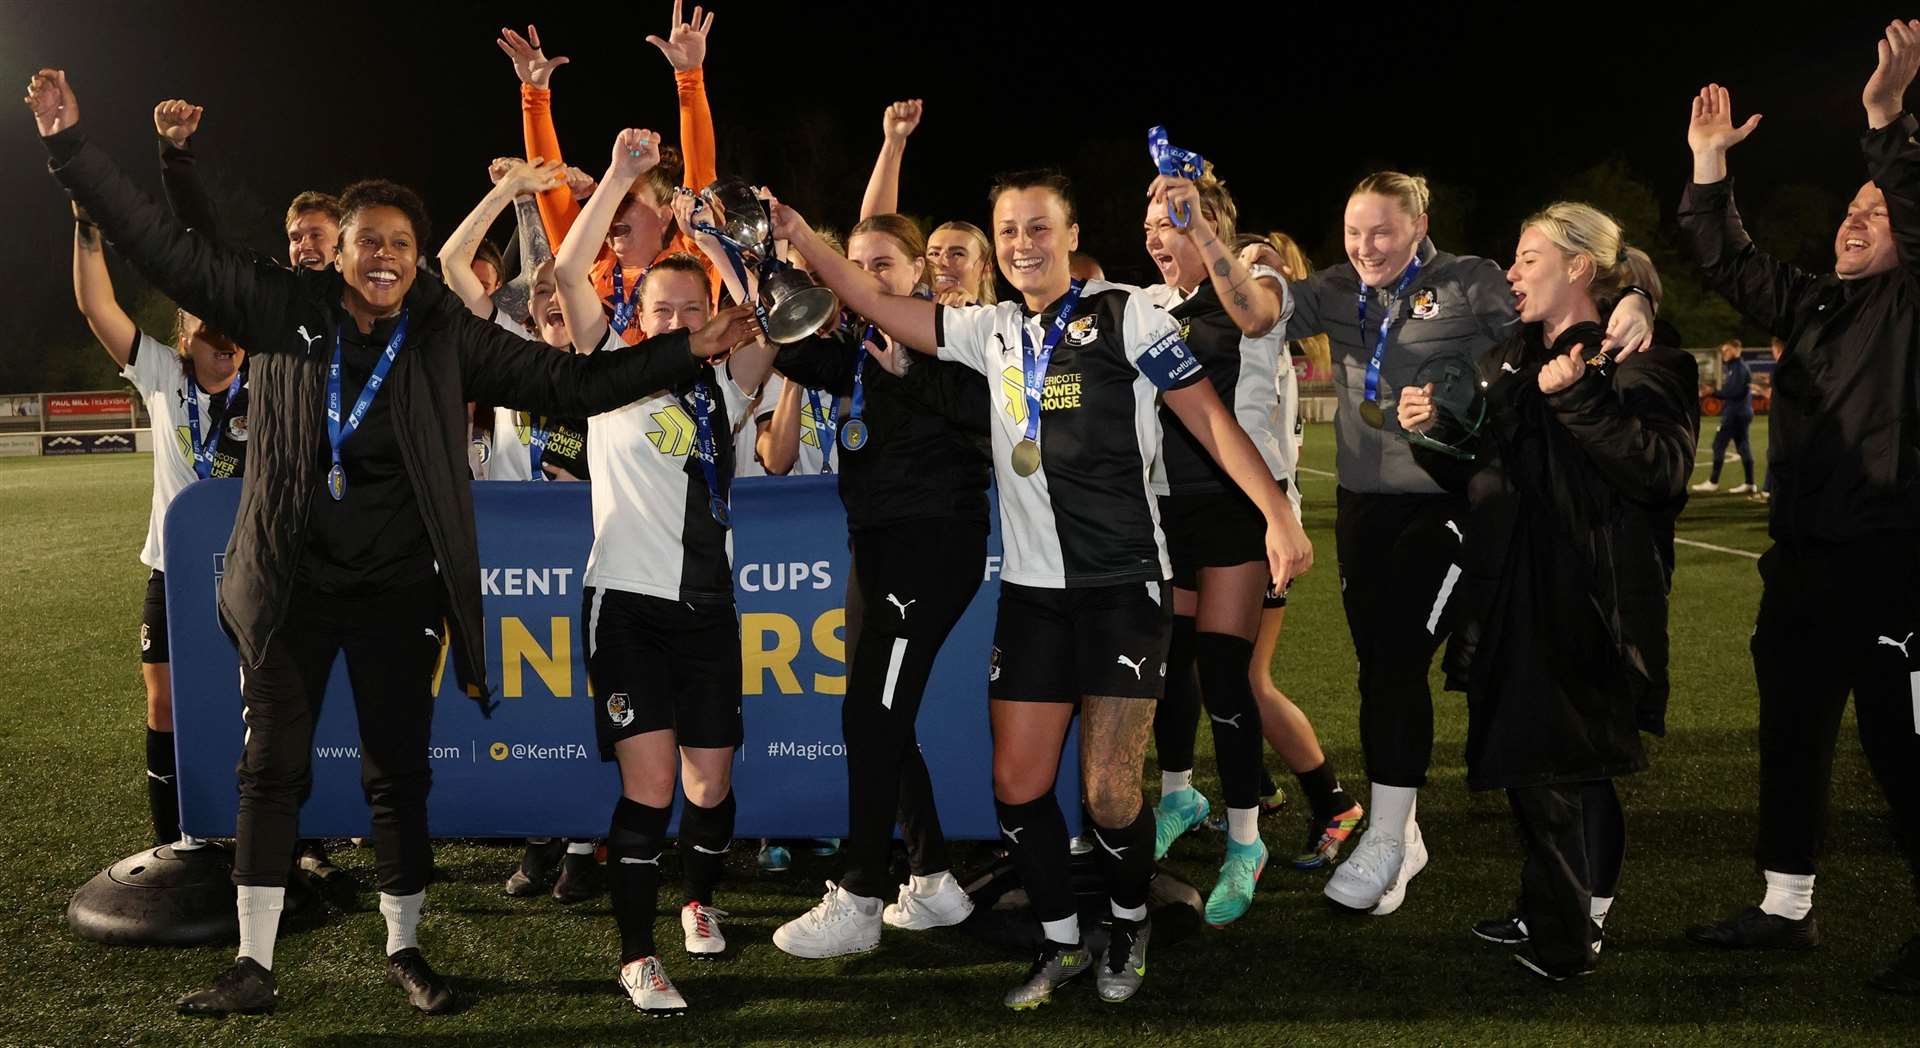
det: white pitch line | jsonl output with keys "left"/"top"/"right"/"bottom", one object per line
{"left": 1298, "top": 466, "right": 1336, "bottom": 478}
{"left": 1674, "top": 537, "right": 1761, "bottom": 560}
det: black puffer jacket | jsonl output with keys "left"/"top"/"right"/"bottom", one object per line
{"left": 48, "top": 128, "right": 706, "bottom": 707}
{"left": 1415, "top": 321, "right": 1698, "bottom": 790}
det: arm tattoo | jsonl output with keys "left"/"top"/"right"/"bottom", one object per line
{"left": 1232, "top": 292, "right": 1249, "bottom": 309}
{"left": 76, "top": 223, "right": 101, "bottom": 251}
{"left": 513, "top": 196, "right": 553, "bottom": 270}
{"left": 1212, "top": 258, "right": 1231, "bottom": 278}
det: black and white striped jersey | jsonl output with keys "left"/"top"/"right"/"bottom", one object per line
{"left": 1142, "top": 266, "right": 1300, "bottom": 513}
{"left": 582, "top": 327, "right": 753, "bottom": 605}
{"left": 935, "top": 280, "right": 1203, "bottom": 588}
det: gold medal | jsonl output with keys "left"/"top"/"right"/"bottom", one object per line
{"left": 1011, "top": 438, "right": 1042, "bottom": 477}
{"left": 1358, "top": 398, "right": 1386, "bottom": 429}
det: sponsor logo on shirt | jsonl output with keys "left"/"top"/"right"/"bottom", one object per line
{"left": 646, "top": 403, "right": 696, "bottom": 458}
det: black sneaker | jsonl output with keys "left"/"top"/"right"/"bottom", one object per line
{"left": 386, "top": 948, "right": 455, "bottom": 1014}
{"left": 1686, "top": 906, "right": 1821, "bottom": 951}
{"left": 1473, "top": 915, "right": 1529, "bottom": 945}
{"left": 1869, "top": 935, "right": 1920, "bottom": 996}
{"left": 178, "top": 958, "right": 276, "bottom": 1017}
{"left": 504, "top": 839, "right": 565, "bottom": 898}
{"left": 297, "top": 841, "right": 360, "bottom": 910}
{"left": 551, "top": 849, "right": 603, "bottom": 904}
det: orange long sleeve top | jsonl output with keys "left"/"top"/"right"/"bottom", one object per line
{"left": 521, "top": 68, "right": 719, "bottom": 345}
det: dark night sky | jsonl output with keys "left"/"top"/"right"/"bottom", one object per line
{"left": 0, "top": 2, "right": 1898, "bottom": 387}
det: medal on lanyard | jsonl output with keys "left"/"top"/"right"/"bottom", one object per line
{"left": 1011, "top": 279, "right": 1086, "bottom": 478}
{"left": 1356, "top": 257, "right": 1423, "bottom": 429}
{"left": 683, "top": 378, "right": 730, "bottom": 527}
{"left": 838, "top": 323, "right": 878, "bottom": 453}
{"left": 184, "top": 373, "right": 241, "bottom": 480}
{"left": 1147, "top": 126, "right": 1207, "bottom": 229}
{"left": 609, "top": 262, "right": 642, "bottom": 335}
{"left": 526, "top": 413, "right": 553, "bottom": 480}
{"left": 326, "top": 310, "right": 408, "bottom": 501}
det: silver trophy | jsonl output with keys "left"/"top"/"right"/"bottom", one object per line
{"left": 694, "top": 178, "right": 839, "bottom": 344}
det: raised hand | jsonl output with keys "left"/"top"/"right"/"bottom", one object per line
{"left": 497, "top": 25, "right": 570, "bottom": 89}
{"left": 647, "top": 1, "right": 715, "bottom": 73}
{"left": 611, "top": 128, "right": 661, "bottom": 180}
{"left": 766, "top": 194, "right": 810, "bottom": 245}
{"left": 1688, "top": 85, "right": 1761, "bottom": 157}
{"left": 563, "top": 165, "right": 598, "bottom": 202}
{"left": 24, "top": 69, "right": 78, "bottom": 137}
{"left": 882, "top": 99, "right": 923, "bottom": 141}
{"left": 491, "top": 156, "right": 567, "bottom": 197}
{"left": 153, "top": 99, "right": 202, "bottom": 146}
{"left": 1148, "top": 174, "right": 1207, "bottom": 237}
{"left": 1865, "top": 19, "right": 1920, "bottom": 127}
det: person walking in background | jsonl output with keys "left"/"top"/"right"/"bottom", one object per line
{"left": 1692, "top": 339, "right": 1755, "bottom": 494}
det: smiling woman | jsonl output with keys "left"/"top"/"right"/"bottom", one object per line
{"left": 26, "top": 66, "right": 758, "bottom": 1023}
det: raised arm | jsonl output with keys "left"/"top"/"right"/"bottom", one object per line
{"left": 499, "top": 25, "right": 579, "bottom": 244}
{"left": 860, "top": 100, "right": 921, "bottom": 220}
{"left": 1155, "top": 175, "right": 1284, "bottom": 337}
{"left": 32, "top": 71, "right": 294, "bottom": 354}
{"left": 1678, "top": 83, "right": 1820, "bottom": 334}
{"left": 71, "top": 207, "right": 136, "bottom": 366}
{"left": 770, "top": 197, "right": 938, "bottom": 352}
{"left": 153, "top": 99, "right": 217, "bottom": 237}
{"left": 647, "top": 2, "right": 718, "bottom": 200}
{"left": 440, "top": 157, "right": 564, "bottom": 318}
{"left": 556, "top": 129, "right": 665, "bottom": 351}
{"left": 1863, "top": 20, "right": 1920, "bottom": 274}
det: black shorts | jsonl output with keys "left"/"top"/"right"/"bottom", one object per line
{"left": 583, "top": 587, "right": 744, "bottom": 758}
{"left": 1159, "top": 485, "right": 1282, "bottom": 590}
{"left": 141, "top": 569, "right": 169, "bottom": 665}
{"left": 988, "top": 580, "right": 1173, "bottom": 702}
{"left": 1264, "top": 578, "right": 1291, "bottom": 610}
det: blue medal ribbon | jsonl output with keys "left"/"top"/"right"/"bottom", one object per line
{"left": 525, "top": 413, "right": 552, "bottom": 480}
{"left": 681, "top": 377, "right": 729, "bottom": 527}
{"left": 1147, "top": 125, "right": 1207, "bottom": 228}
{"left": 184, "top": 372, "right": 241, "bottom": 480}
{"left": 1357, "top": 256, "right": 1424, "bottom": 409}
{"left": 608, "top": 262, "right": 642, "bottom": 335}
{"left": 836, "top": 322, "right": 878, "bottom": 454}
{"left": 804, "top": 387, "right": 837, "bottom": 472}
{"left": 1021, "top": 280, "right": 1087, "bottom": 445}
{"left": 326, "top": 310, "right": 408, "bottom": 502}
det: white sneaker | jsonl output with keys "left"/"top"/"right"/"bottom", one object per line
{"left": 618, "top": 956, "right": 687, "bottom": 1015}
{"left": 1323, "top": 827, "right": 1404, "bottom": 911}
{"left": 773, "top": 881, "right": 883, "bottom": 958}
{"left": 681, "top": 902, "right": 728, "bottom": 957}
{"left": 1689, "top": 480, "right": 1718, "bottom": 493}
{"left": 883, "top": 871, "right": 975, "bottom": 930}
{"left": 1370, "top": 825, "right": 1428, "bottom": 915}
{"left": 1728, "top": 483, "right": 1756, "bottom": 494}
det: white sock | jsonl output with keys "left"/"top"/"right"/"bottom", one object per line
{"left": 1759, "top": 870, "right": 1815, "bottom": 920}
{"left": 565, "top": 840, "right": 595, "bottom": 855}
{"left": 236, "top": 885, "right": 285, "bottom": 970}
{"left": 1041, "top": 915, "right": 1081, "bottom": 945}
{"left": 1590, "top": 896, "right": 1614, "bottom": 928}
{"left": 1161, "top": 770, "right": 1192, "bottom": 798}
{"left": 380, "top": 890, "right": 425, "bottom": 956}
{"left": 1226, "top": 807, "right": 1260, "bottom": 846}
{"left": 1110, "top": 901, "right": 1148, "bottom": 922}
{"left": 910, "top": 871, "right": 951, "bottom": 896}
{"left": 1367, "top": 784, "right": 1416, "bottom": 842}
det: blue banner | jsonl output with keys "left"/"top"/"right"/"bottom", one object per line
{"left": 164, "top": 477, "right": 1079, "bottom": 839}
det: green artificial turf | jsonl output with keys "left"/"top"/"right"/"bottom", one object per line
{"left": 1, "top": 421, "right": 1913, "bottom": 1047}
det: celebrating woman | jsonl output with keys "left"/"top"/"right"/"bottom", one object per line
{"left": 30, "top": 71, "right": 754, "bottom": 1018}
{"left": 770, "top": 169, "right": 1310, "bottom": 1008}
{"left": 1397, "top": 202, "right": 1694, "bottom": 980}
{"left": 856, "top": 98, "right": 996, "bottom": 306}
{"left": 770, "top": 211, "right": 995, "bottom": 960}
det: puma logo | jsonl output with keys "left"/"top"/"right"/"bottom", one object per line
{"left": 618, "top": 854, "right": 661, "bottom": 866}
{"left": 423, "top": 627, "right": 439, "bottom": 641}
{"left": 1209, "top": 712, "right": 1243, "bottom": 730}
{"left": 1116, "top": 654, "right": 1146, "bottom": 680}
{"left": 999, "top": 822, "right": 1024, "bottom": 845}
{"left": 690, "top": 844, "right": 730, "bottom": 856}
{"left": 886, "top": 594, "right": 917, "bottom": 618}
{"left": 1444, "top": 520, "right": 1463, "bottom": 543}
{"left": 146, "top": 771, "right": 175, "bottom": 784}
{"left": 1879, "top": 632, "right": 1915, "bottom": 659}
{"left": 297, "top": 325, "right": 322, "bottom": 352}
{"left": 1091, "top": 828, "right": 1127, "bottom": 860}
{"left": 1500, "top": 361, "right": 1518, "bottom": 374}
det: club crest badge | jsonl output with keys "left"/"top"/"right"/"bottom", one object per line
{"left": 606, "top": 692, "right": 635, "bottom": 728}
{"left": 988, "top": 646, "right": 1003, "bottom": 682}
{"left": 227, "top": 415, "right": 249, "bottom": 442}
{"left": 1410, "top": 288, "right": 1440, "bottom": 320}
{"left": 1064, "top": 315, "right": 1099, "bottom": 346}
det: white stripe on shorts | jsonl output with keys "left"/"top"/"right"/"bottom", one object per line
{"left": 587, "top": 588, "right": 605, "bottom": 659}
